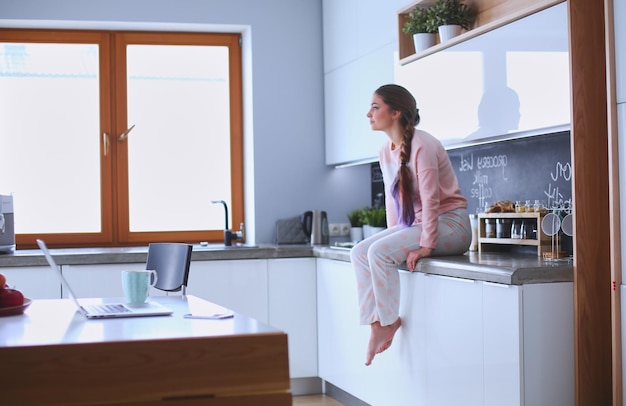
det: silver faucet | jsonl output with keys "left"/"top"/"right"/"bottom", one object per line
{"left": 211, "top": 200, "right": 245, "bottom": 246}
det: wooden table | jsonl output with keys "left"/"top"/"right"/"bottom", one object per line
{"left": 0, "top": 295, "right": 291, "bottom": 405}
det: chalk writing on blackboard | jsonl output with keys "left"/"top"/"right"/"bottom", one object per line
{"left": 447, "top": 131, "right": 571, "bottom": 215}
{"left": 458, "top": 152, "right": 510, "bottom": 211}
{"left": 544, "top": 161, "right": 572, "bottom": 208}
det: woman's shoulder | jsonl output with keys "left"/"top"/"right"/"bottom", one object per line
{"left": 413, "top": 129, "right": 443, "bottom": 148}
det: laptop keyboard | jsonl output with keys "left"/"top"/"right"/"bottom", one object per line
{"left": 86, "top": 304, "right": 132, "bottom": 314}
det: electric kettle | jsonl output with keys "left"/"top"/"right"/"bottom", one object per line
{"left": 301, "top": 210, "right": 329, "bottom": 245}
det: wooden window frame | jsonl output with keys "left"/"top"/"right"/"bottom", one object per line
{"left": 1, "top": 29, "right": 244, "bottom": 249}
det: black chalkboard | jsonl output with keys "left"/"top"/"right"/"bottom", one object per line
{"left": 446, "top": 131, "right": 572, "bottom": 215}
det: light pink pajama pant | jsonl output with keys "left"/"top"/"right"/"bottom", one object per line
{"left": 350, "top": 208, "right": 472, "bottom": 326}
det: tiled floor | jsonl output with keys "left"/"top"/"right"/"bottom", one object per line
{"left": 292, "top": 394, "right": 344, "bottom": 405}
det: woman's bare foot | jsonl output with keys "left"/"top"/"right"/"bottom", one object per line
{"left": 365, "top": 318, "right": 402, "bottom": 366}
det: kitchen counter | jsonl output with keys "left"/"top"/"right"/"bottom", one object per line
{"left": 0, "top": 244, "right": 572, "bottom": 285}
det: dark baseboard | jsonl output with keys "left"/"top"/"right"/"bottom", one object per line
{"left": 323, "top": 381, "right": 370, "bottom": 406}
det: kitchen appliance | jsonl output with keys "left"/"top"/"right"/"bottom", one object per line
{"left": 0, "top": 195, "right": 15, "bottom": 253}
{"left": 301, "top": 210, "right": 329, "bottom": 245}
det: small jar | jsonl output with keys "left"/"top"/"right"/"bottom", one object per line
{"left": 538, "top": 200, "right": 548, "bottom": 214}
{"left": 485, "top": 219, "right": 496, "bottom": 238}
{"left": 511, "top": 220, "right": 522, "bottom": 239}
{"left": 496, "top": 218, "right": 512, "bottom": 238}
{"left": 515, "top": 200, "right": 526, "bottom": 213}
{"left": 520, "top": 220, "right": 528, "bottom": 239}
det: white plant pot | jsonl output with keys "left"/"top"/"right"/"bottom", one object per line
{"left": 438, "top": 24, "right": 462, "bottom": 42}
{"left": 363, "top": 225, "right": 385, "bottom": 239}
{"left": 412, "top": 32, "right": 436, "bottom": 53}
{"left": 349, "top": 227, "right": 363, "bottom": 243}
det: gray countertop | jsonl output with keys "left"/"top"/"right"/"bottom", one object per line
{"left": 0, "top": 244, "right": 572, "bottom": 285}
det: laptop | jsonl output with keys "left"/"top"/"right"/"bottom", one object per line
{"left": 37, "top": 239, "right": 173, "bottom": 319}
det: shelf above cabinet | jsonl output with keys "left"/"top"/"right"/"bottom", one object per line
{"left": 397, "top": 0, "right": 565, "bottom": 65}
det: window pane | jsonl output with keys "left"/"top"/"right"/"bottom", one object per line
{"left": 0, "top": 43, "right": 101, "bottom": 234}
{"left": 126, "top": 45, "right": 231, "bottom": 232}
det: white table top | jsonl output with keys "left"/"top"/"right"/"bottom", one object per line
{"left": 0, "top": 295, "right": 283, "bottom": 348}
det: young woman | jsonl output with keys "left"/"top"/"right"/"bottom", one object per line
{"left": 350, "top": 84, "right": 471, "bottom": 366}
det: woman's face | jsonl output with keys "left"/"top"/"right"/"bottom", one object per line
{"left": 367, "top": 93, "right": 397, "bottom": 132}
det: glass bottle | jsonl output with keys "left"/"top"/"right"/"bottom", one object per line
{"left": 485, "top": 219, "right": 496, "bottom": 238}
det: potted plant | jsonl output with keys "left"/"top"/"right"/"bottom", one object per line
{"left": 431, "top": 0, "right": 474, "bottom": 42}
{"left": 347, "top": 208, "right": 365, "bottom": 242}
{"left": 362, "top": 207, "right": 387, "bottom": 239}
{"left": 402, "top": 6, "right": 438, "bottom": 52}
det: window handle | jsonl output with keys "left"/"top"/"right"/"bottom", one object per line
{"left": 103, "top": 132, "right": 109, "bottom": 156}
{"left": 118, "top": 124, "right": 135, "bottom": 142}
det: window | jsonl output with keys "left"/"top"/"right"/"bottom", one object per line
{"left": 0, "top": 29, "right": 243, "bottom": 248}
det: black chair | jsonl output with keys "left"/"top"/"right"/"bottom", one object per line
{"left": 146, "top": 243, "right": 193, "bottom": 295}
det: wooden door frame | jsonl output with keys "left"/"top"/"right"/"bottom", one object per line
{"left": 568, "top": 0, "right": 618, "bottom": 403}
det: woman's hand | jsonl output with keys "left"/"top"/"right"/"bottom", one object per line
{"left": 406, "top": 247, "right": 433, "bottom": 271}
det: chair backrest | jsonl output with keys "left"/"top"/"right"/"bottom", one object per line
{"left": 146, "top": 243, "right": 193, "bottom": 294}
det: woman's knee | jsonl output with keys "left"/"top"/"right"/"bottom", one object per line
{"left": 350, "top": 240, "right": 369, "bottom": 263}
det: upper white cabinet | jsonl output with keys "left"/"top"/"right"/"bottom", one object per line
{"left": 324, "top": 45, "right": 391, "bottom": 165}
{"left": 322, "top": 0, "right": 407, "bottom": 166}
{"left": 322, "top": 0, "right": 406, "bottom": 73}
{"left": 395, "top": 2, "right": 570, "bottom": 149}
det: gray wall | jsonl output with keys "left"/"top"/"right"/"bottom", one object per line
{"left": 0, "top": 0, "right": 372, "bottom": 244}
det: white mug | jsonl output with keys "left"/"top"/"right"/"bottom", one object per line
{"left": 121, "top": 270, "right": 158, "bottom": 304}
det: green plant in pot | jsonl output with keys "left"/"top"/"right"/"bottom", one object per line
{"left": 431, "top": 0, "right": 474, "bottom": 42}
{"left": 347, "top": 208, "right": 365, "bottom": 228}
{"left": 347, "top": 208, "right": 366, "bottom": 242}
{"left": 402, "top": 6, "right": 438, "bottom": 52}
{"left": 362, "top": 207, "right": 387, "bottom": 239}
{"left": 363, "top": 207, "right": 387, "bottom": 228}
{"left": 402, "top": 6, "right": 438, "bottom": 35}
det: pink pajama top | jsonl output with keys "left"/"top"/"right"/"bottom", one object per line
{"left": 379, "top": 129, "right": 467, "bottom": 249}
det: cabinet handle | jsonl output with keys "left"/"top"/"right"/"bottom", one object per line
{"left": 483, "top": 281, "right": 510, "bottom": 288}
{"left": 425, "top": 273, "right": 475, "bottom": 283}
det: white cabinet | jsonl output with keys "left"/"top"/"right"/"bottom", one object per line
{"left": 520, "top": 283, "right": 574, "bottom": 406}
{"left": 268, "top": 258, "right": 317, "bottom": 378}
{"left": 322, "top": 0, "right": 405, "bottom": 73}
{"left": 322, "top": 0, "right": 406, "bottom": 165}
{"left": 317, "top": 258, "right": 427, "bottom": 406}
{"left": 317, "top": 257, "right": 483, "bottom": 406}
{"left": 187, "top": 259, "right": 269, "bottom": 323}
{"left": 485, "top": 282, "right": 575, "bottom": 406}
{"left": 424, "top": 274, "right": 484, "bottom": 406}
{"left": 1, "top": 266, "right": 61, "bottom": 299}
{"left": 483, "top": 282, "right": 523, "bottom": 406}
{"left": 189, "top": 258, "right": 319, "bottom": 381}
{"left": 62, "top": 263, "right": 156, "bottom": 299}
{"left": 316, "top": 258, "right": 364, "bottom": 387}
{"left": 323, "top": 46, "right": 392, "bottom": 166}
{"left": 317, "top": 258, "right": 574, "bottom": 406}
{"left": 395, "top": 3, "right": 570, "bottom": 148}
